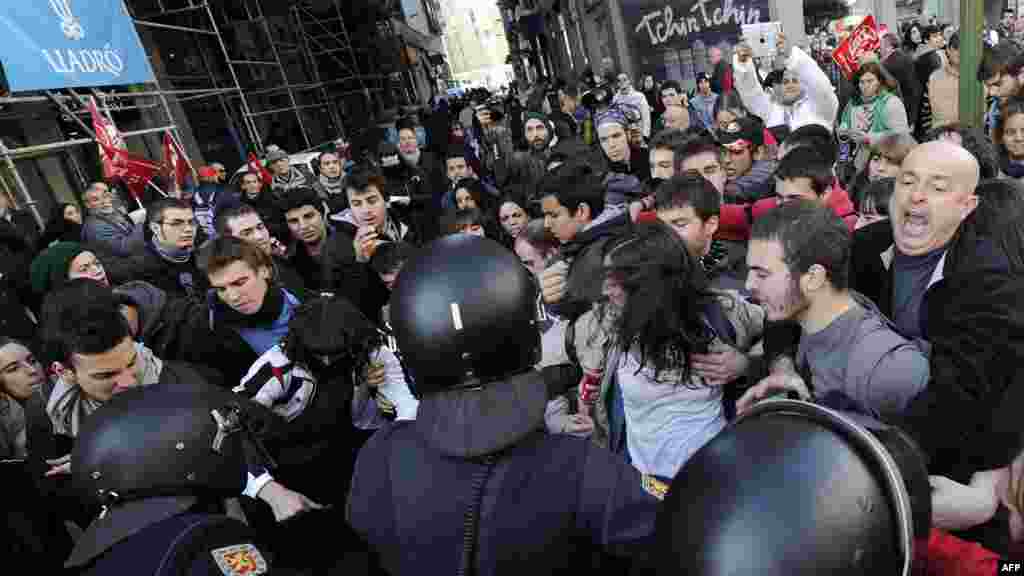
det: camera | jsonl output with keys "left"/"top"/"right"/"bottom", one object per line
{"left": 581, "top": 82, "right": 613, "bottom": 111}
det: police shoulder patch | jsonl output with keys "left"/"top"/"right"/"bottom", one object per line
{"left": 211, "top": 543, "right": 268, "bottom": 576}
{"left": 641, "top": 474, "right": 669, "bottom": 500}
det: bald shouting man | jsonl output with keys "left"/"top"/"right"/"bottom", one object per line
{"left": 851, "top": 140, "right": 980, "bottom": 340}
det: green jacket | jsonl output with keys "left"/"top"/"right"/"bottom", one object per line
{"left": 838, "top": 90, "right": 895, "bottom": 134}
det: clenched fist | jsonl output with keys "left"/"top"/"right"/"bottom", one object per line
{"left": 540, "top": 260, "right": 569, "bottom": 304}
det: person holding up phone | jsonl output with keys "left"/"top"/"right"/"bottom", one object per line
{"left": 733, "top": 31, "right": 839, "bottom": 132}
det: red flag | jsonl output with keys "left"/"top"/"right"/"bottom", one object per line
{"left": 112, "top": 148, "right": 161, "bottom": 202}
{"left": 87, "top": 96, "right": 126, "bottom": 180}
{"left": 162, "top": 132, "right": 188, "bottom": 192}
{"left": 248, "top": 152, "right": 273, "bottom": 187}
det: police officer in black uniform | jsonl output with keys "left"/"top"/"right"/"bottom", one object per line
{"left": 64, "top": 382, "right": 276, "bottom": 575}
{"left": 347, "top": 235, "right": 660, "bottom": 575}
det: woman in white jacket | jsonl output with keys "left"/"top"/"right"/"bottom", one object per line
{"left": 733, "top": 32, "right": 839, "bottom": 131}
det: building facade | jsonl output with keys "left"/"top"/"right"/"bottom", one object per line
{"left": 0, "top": 0, "right": 448, "bottom": 221}
{"left": 499, "top": 0, "right": 966, "bottom": 88}
{"left": 441, "top": 0, "right": 513, "bottom": 89}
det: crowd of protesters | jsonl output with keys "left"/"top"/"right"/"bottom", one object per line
{"left": 8, "top": 13, "right": 1024, "bottom": 575}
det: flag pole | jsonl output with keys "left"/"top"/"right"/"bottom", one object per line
{"left": 146, "top": 179, "right": 168, "bottom": 199}
{"left": 167, "top": 129, "right": 198, "bottom": 183}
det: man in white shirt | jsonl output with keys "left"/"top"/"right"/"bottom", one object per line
{"left": 733, "top": 33, "right": 839, "bottom": 132}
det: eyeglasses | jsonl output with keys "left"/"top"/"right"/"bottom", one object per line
{"left": 160, "top": 218, "right": 197, "bottom": 230}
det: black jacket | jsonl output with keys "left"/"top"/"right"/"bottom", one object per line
{"left": 118, "top": 243, "right": 209, "bottom": 300}
{"left": 901, "top": 244, "right": 1019, "bottom": 482}
{"left": 285, "top": 230, "right": 334, "bottom": 293}
{"left": 382, "top": 150, "right": 447, "bottom": 242}
{"left": 242, "top": 191, "right": 288, "bottom": 245}
{"left": 273, "top": 255, "right": 308, "bottom": 299}
{"left": 883, "top": 50, "right": 921, "bottom": 126}
{"left": 324, "top": 210, "right": 418, "bottom": 325}
{"left": 175, "top": 287, "right": 303, "bottom": 388}
{"left": 553, "top": 213, "right": 631, "bottom": 320}
{"left": 849, "top": 219, "right": 898, "bottom": 316}
{"left": 0, "top": 219, "right": 40, "bottom": 342}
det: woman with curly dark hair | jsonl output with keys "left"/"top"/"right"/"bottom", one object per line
{"left": 590, "top": 221, "right": 764, "bottom": 479}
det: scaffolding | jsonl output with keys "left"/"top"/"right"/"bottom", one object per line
{"left": 127, "top": 0, "right": 389, "bottom": 155}
{"left": 0, "top": 0, "right": 402, "bottom": 226}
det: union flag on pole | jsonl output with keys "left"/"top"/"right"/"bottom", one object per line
{"left": 248, "top": 152, "right": 273, "bottom": 187}
{"left": 162, "top": 132, "right": 189, "bottom": 193}
{"left": 116, "top": 150, "right": 161, "bottom": 203}
{"left": 86, "top": 96, "right": 159, "bottom": 202}
{"left": 86, "top": 96, "right": 125, "bottom": 180}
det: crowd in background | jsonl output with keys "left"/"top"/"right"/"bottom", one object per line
{"left": 8, "top": 10, "right": 1024, "bottom": 574}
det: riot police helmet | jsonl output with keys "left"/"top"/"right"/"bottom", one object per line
{"left": 655, "top": 399, "right": 928, "bottom": 576}
{"left": 390, "top": 234, "right": 542, "bottom": 457}
{"left": 66, "top": 382, "right": 248, "bottom": 568}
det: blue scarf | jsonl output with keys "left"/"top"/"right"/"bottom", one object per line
{"left": 234, "top": 289, "right": 299, "bottom": 355}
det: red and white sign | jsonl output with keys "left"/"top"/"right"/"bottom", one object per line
{"left": 832, "top": 15, "right": 881, "bottom": 80}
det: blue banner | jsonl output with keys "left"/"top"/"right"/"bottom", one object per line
{"left": 0, "top": 0, "right": 155, "bottom": 92}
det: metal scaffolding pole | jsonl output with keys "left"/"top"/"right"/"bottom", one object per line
{"left": 0, "top": 87, "right": 231, "bottom": 105}
{"left": 255, "top": 0, "right": 312, "bottom": 149}
{"left": 0, "top": 141, "right": 45, "bottom": 228}
{"left": 293, "top": 5, "right": 344, "bottom": 138}
{"left": 185, "top": 6, "right": 252, "bottom": 163}
{"left": 134, "top": 19, "right": 218, "bottom": 35}
{"left": 246, "top": 103, "right": 328, "bottom": 118}
{"left": 1, "top": 138, "right": 95, "bottom": 157}
{"left": 204, "top": 1, "right": 264, "bottom": 153}
{"left": 330, "top": 0, "right": 371, "bottom": 107}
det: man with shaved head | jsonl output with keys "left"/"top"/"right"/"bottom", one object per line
{"left": 851, "top": 140, "right": 979, "bottom": 339}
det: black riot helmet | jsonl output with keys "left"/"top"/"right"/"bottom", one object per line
{"left": 390, "top": 234, "right": 539, "bottom": 396}
{"left": 391, "top": 235, "right": 543, "bottom": 458}
{"left": 655, "top": 400, "right": 925, "bottom": 576}
{"left": 66, "top": 382, "right": 249, "bottom": 568}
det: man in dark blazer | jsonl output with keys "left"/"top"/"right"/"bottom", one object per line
{"left": 881, "top": 32, "right": 921, "bottom": 127}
